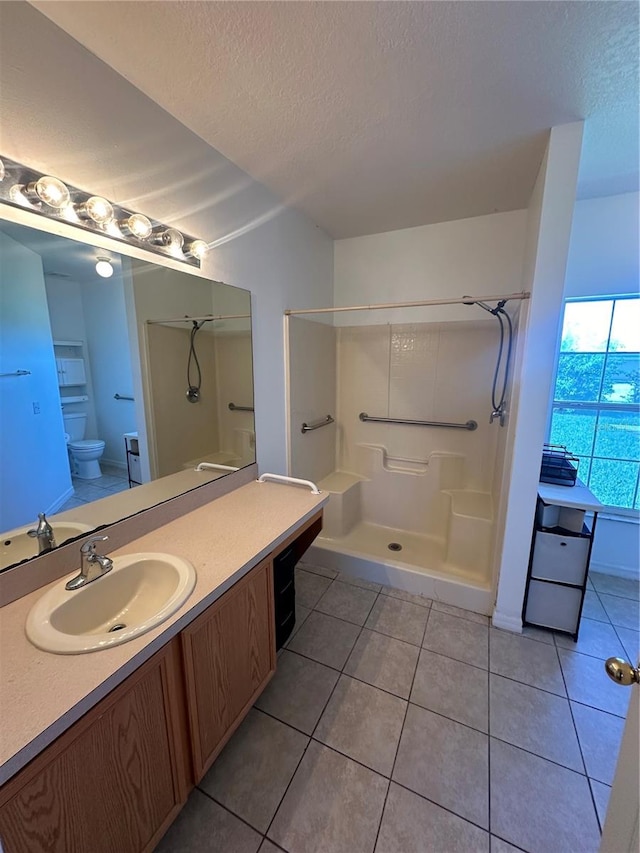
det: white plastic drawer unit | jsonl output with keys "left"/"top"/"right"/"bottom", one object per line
{"left": 524, "top": 580, "right": 583, "bottom": 634}
{"left": 530, "top": 530, "right": 590, "bottom": 585}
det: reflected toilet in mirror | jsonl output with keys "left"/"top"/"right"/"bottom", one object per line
{"left": 0, "top": 217, "right": 256, "bottom": 570}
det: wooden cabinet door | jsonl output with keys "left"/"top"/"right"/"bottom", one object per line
{"left": 181, "top": 559, "right": 276, "bottom": 780}
{"left": 0, "top": 640, "right": 188, "bottom": 853}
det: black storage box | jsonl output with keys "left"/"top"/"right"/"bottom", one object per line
{"left": 540, "top": 444, "right": 579, "bottom": 487}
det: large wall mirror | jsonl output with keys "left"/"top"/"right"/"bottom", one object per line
{"left": 0, "top": 216, "right": 255, "bottom": 571}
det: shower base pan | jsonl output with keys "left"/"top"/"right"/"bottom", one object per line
{"left": 307, "top": 521, "right": 494, "bottom": 616}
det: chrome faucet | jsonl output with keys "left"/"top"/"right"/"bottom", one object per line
{"left": 490, "top": 402, "right": 506, "bottom": 427}
{"left": 27, "top": 513, "right": 56, "bottom": 555}
{"left": 65, "top": 536, "right": 113, "bottom": 590}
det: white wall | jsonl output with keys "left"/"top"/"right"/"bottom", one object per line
{"left": 0, "top": 2, "right": 334, "bottom": 476}
{"left": 334, "top": 209, "right": 528, "bottom": 325}
{"left": 493, "top": 122, "right": 585, "bottom": 632}
{"left": 0, "top": 232, "right": 71, "bottom": 530}
{"left": 565, "top": 192, "right": 639, "bottom": 298}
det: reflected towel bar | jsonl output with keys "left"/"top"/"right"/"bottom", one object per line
{"left": 0, "top": 369, "right": 31, "bottom": 378}
{"left": 114, "top": 393, "right": 135, "bottom": 401}
{"left": 301, "top": 415, "right": 335, "bottom": 434}
{"left": 359, "top": 412, "right": 478, "bottom": 431}
{"left": 228, "top": 402, "right": 255, "bottom": 412}
{"left": 195, "top": 462, "right": 240, "bottom": 473}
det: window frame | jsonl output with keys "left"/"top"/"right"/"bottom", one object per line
{"left": 548, "top": 294, "right": 640, "bottom": 516}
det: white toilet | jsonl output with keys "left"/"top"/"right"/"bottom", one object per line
{"left": 63, "top": 412, "right": 106, "bottom": 480}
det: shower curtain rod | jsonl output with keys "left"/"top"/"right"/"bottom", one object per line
{"left": 285, "top": 291, "right": 530, "bottom": 316}
{"left": 146, "top": 313, "right": 250, "bottom": 324}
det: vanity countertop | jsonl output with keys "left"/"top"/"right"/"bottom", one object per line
{"left": 0, "top": 480, "right": 327, "bottom": 785}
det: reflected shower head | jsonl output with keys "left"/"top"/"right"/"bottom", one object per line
{"left": 463, "top": 297, "right": 497, "bottom": 315}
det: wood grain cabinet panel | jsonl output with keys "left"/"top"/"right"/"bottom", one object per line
{"left": 181, "top": 559, "right": 276, "bottom": 780}
{"left": 0, "top": 640, "right": 187, "bottom": 853}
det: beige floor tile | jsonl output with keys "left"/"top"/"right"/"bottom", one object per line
{"left": 558, "top": 648, "right": 631, "bottom": 717}
{"left": 315, "top": 675, "right": 406, "bottom": 776}
{"left": 156, "top": 790, "right": 262, "bottom": 853}
{"left": 295, "top": 569, "right": 332, "bottom": 609}
{"left": 365, "top": 595, "right": 430, "bottom": 646}
{"left": 432, "top": 600, "right": 489, "bottom": 625}
{"left": 286, "top": 603, "right": 311, "bottom": 642}
{"left": 599, "top": 592, "right": 640, "bottom": 629}
{"left": 287, "top": 611, "right": 361, "bottom": 670}
{"left": 315, "top": 580, "right": 378, "bottom": 625}
{"left": 375, "top": 782, "right": 489, "bottom": 853}
{"left": 555, "top": 617, "right": 626, "bottom": 660}
{"left": 521, "top": 624, "right": 555, "bottom": 644}
{"left": 490, "top": 629, "right": 565, "bottom": 695}
{"left": 490, "top": 739, "right": 600, "bottom": 853}
{"left": 199, "top": 709, "right": 308, "bottom": 833}
{"left": 268, "top": 740, "right": 388, "bottom": 853}
{"left": 393, "top": 704, "right": 489, "bottom": 829}
{"left": 571, "top": 702, "right": 625, "bottom": 786}
{"left": 490, "top": 837, "right": 522, "bottom": 853}
{"left": 590, "top": 571, "right": 640, "bottom": 601}
{"left": 255, "top": 650, "right": 339, "bottom": 734}
{"left": 411, "top": 649, "right": 488, "bottom": 732}
{"left": 423, "top": 610, "right": 489, "bottom": 670}
{"left": 380, "top": 586, "right": 432, "bottom": 608}
{"left": 582, "top": 589, "right": 610, "bottom": 623}
{"left": 589, "top": 778, "right": 611, "bottom": 830}
{"left": 297, "top": 560, "right": 338, "bottom": 579}
{"left": 344, "top": 628, "right": 420, "bottom": 699}
{"left": 336, "top": 572, "right": 382, "bottom": 592}
{"left": 614, "top": 625, "right": 640, "bottom": 660}
{"left": 489, "top": 674, "right": 582, "bottom": 771}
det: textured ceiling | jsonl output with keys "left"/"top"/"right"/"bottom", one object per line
{"left": 31, "top": 1, "right": 639, "bottom": 238}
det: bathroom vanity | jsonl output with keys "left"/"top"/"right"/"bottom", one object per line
{"left": 0, "top": 481, "right": 326, "bottom": 852}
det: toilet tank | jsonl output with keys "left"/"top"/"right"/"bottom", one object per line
{"left": 62, "top": 412, "right": 87, "bottom": 442}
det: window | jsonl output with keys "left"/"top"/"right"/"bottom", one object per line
{"left": 549, "top": 296, "right": 640, "bottom": 511}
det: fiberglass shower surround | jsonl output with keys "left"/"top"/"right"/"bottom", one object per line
{"left": 286, "top": 291, "right": 527, "bottom": 614}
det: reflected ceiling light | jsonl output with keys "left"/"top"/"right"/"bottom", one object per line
{"left": 0, "top": 155, "right": 206, "bottom": 267}
{"left": 21, "top": 176, "right": 71, "bottom": 209}
{"left": 95, "top": 257, "right": 114, "bottom": 278}
{"left": 119, "top": 212, "right": 152, "bottom": 240}
{"left": 187, "top": 239, "right": 208, "bottom": 261}
{"left": 77, "top": 195, "right": 114, "bottom": 225}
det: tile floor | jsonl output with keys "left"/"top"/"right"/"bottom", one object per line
{"left": 58, "top": 463, "right": 130, "bottom": 511}
{"left": 157, "top": 562, "right": 638, "bottom": 853}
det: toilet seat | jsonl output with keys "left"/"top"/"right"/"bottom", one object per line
{"left": 68, "top": 439, "right": 105, "bottom": 451}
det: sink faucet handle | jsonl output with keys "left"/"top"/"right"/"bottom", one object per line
{"left": 80, "top": 535, "right": 109, "bottom": 556}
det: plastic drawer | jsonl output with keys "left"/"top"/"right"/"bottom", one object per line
{"left": 525, "top": 580, "right": 583, "bottom": 634}
{"left": 531, "top": 530, "right": 589, "bottom": 585}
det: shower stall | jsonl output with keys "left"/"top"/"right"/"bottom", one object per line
{"left": 285, "top": 293, "right": 526, "bottom": 614}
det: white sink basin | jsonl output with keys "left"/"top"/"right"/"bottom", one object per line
{"left": 26, "top": 552, "right": 197, "bottom": 654}
{"left": 1, "top": 521, "right": 93, "bottom": 570}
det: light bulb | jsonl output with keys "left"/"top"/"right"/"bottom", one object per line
{"left": 159, "top": 228, "right": 184, "bottom": 251}
{"left": 23, "top": 176, "right": 71, "bottom": 209}
{"left": 187, "top": 239, "right": 208, "bottom": 261}
{"left": 78, "top": 196, "right": 113, "bottom": 225}
{"left": 120, "top": 212, "right": 152, "bottom": 240}
{"left": 95, "top": 258, "right": 114, "bottom": 278}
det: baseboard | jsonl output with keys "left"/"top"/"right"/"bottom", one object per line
{"left": 45, "top": 486, "right": 75, "bottom": 516}
{"left": 491, "top": 608, "right": 523, "bottom": 634}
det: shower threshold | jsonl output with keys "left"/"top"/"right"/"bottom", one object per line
{"left": 308, "top": 521, "right": 494, "bottom": 616}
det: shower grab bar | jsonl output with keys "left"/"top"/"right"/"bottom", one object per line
{"left": 359, "top": 412, "right": 478, "bottom": 431}
{"left": 0, "top": 369, "right": 31, "bottom": 377}
{"left": 257, "top": 473, "right": 321, "bottom": 494}
{"left": 114, "top": 393, "right": 135, "bottom": 401}
{"left": 228, "top": 402, "right": 255, "bottom": 412}
{"left": 301, "top": 415, "right": 335, "bottom": 434}
{"left": 195, "top": 462, "right": 240, "bottom": 472}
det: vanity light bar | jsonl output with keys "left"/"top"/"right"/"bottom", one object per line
{"left": 0, "top": 156, "right": 208, "bottom": 267}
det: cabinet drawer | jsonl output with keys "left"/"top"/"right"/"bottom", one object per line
{"left": 128, "top": 452, "right": 142, "bottom": 483}
{"left": 531, "top": 530, "right": 589, "bottom": 585}
{"left": 525, "top": 580, "right": 583, "bottom": 634}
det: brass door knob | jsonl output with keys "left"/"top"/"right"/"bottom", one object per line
{"left": 605, "top": 657, "right": 640, "bottom": 686}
